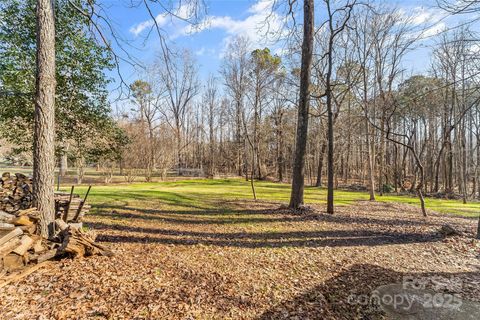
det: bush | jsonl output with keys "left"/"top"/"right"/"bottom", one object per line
{"left": 382, "top": 183, "right": 395, "bottom": 193}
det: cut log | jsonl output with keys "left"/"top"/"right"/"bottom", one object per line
{"left": 55, "top": 219, "right": 69, "bottom": 232}
{"left": 0, "top": 211, "right": 15, "bottom": 223}
{"left": 33, "top": 240, "right": 45, "bottom": 253}
{"left": 17, "top": 208, "right": 38, "bottom": 216}
{"left": 0, "top": 228, "right": 23, "bottom": 247}
{"left": 2, "top": 254, "right": 24, "bottom": 272}
{"left": 12, "top": 236, "right": 34, "bottom": 256}
{"left": 69, "top": 222, "right": 83, "bottom": 230}
{"left": 34, "top": 249, "right": 62, "bottom": 263}
{"left": 0, "top": 223, "right": 15, "bottom": 231}
{"left": 56, "top": 220, "right": 112, "bottom": 258}
{"left": 12, "top": 216, "right": 34, "bottom": 227}
{"left": 0, "top": 238, "right": 21, "bottom": 257}
{"left": 19, "top": 224, "right": 36, "bottom": 235}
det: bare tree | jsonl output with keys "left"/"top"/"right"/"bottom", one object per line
{"left": 437, "top": 0, "right": 480, "bottom": 14}
{"left": 221, "top": 36, "right": 251, "bottom": 178}
{"left": 157, "top": 49, "right": 200, "bottom": 172}
{"left": 202, "top": 75, "right": 218, "bottom": 178}
{"left": 271, "top": 74, "right": 290, "bottom": 182}
{"left": 351, "top": 6, "right": 377, "bottom": 200}
{"left": 323, "top": 0, "right": 357, "bottom": 214}
{"left": 130, "top": 78, "right": 163, "bottom": 181}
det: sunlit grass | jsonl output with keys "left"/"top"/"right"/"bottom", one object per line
{"left": 60, "top": 178, "right": 480, "bottom": 217}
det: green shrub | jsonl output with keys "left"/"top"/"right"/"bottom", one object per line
{"left": 382, "top": 184, "right": 395, "bottom": 193}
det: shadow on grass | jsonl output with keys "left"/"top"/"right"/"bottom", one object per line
{"left": 94, "top": 232, "right": 439, "bottom": 248}
{"left": 257, "top": 264, "right": 480, "bottom": 319}
{"left": 91, "top": 221, "right": 434, "bottom": 240}
{"left": 90, "top": 218, "right": 441, "bottom": 248}
{"left": 92, "top": 209, "right": 296, "bottom": 225}
{"left": 91, "top": 204, "right": 453, "bottom": 228}
{"left": 87, "top": 197, "right": 477, "bottom": 248}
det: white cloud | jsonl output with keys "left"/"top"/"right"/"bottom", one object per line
{"left": 129, "top": 0, "right": 286, "bottom": 59}
{"left": 248, "top": 0, "right": 273, "bottom": 14}
{"left": 407, "top": 7, "right": 445, "bottom": 26}
{"left": 181, "top": 0, "right": 284, "bottom": 46}
{"left": 401, "top": 6, "right": 447, "bottom": 40}
{"left": 411, "top": 8, "right": 434, "bottom": 25}
{"left": 422, "top": 22, "right": 446, "bottom": 37}
{"left": 130, "top": 13, "right": 168, "bottom": 36}
{"left": 195, "top": 47, "right": 216, "bottom": 56}
{"left": 176, "top": 3, "right": 195, "bottom": 20}
{"left": 129, "top": 3, "right": 197, "bottom": 36}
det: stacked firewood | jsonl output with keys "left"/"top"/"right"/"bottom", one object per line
{"left": 0, "top": 173, "right": 111, "bottom": 280}
{"left": 1, "top": 172, "right": 91, "bottom": 222}
{"left": 55, "top": 191, "right": 92, "bottom": 223}
{"left": 0, "top": 172, "right": 33, "bottom": 213}
{"left": 0, "top": 208, "right": 112, "bottom": 275}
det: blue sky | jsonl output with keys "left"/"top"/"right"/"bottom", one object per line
{"left": 101, "top": 0, "right": 477, "bottom": 97}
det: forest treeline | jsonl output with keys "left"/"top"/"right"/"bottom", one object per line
{"left": 120, "top": 5, "right": 480, "bottom": 205}
{"left": 1, "top": 0, "right": 480, "bottom": 205}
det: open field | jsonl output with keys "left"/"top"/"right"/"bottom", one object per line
{"left": 0, "top": 166, "right": 480, "bottom": 217}
{"left": 3, "top": 165, "right": 479, "bottom": 217}
{"left": 72, "top": 178, "right": 480, "bottom": 217}
{"left": 0, "top": 179, "right": 479, "bottom": 319}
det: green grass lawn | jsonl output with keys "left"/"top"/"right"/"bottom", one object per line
{"left": 62, "top": 178, "right": 480, "bottom": 217}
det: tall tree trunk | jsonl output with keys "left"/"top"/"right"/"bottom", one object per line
{"left": 236, "top": 100, "right": 243, "bottom": 177}
{"left": 289, "top": 0, "right": 314, "bottom": 209}
{"left": 176, "top": 125, "right": 182, "bottom": 175}
{"left": 460, "top": 122, "right": 467, "bottom": 204}
{"left": 59, "top": 154, "right": 67, "bottom": 176}
{"left": 209, "top": 108, "right": 215, "bottom": 178}
{"left": 34, "top": 0, "right": 56, "bottom": 238}
{"left": 378, "top": 113, "right": 386, "bottom": 195}
{"left": 477, "top": 214, "right": 480, "bottom": 240}
{"left": 275, "top": 111, "right": 284, "bottom": 182}
{"left": 326, "top": 34, "right": 335, "bottom": 214}
{"left": 315, "top": 140, "right": 327, "bottom": 187}
{"left": 59, "top": 143, "right": 68, "bottom": 177}
{"left": 250, "top": 148, "right": 257, "bottom": 200}
{"left": 76, "top": 156, "right": 85, "bottom": 185}
{"left": 446, "top": 138, "right": 453, "bottom": 193}
{"left": 146, "top": 127, "right": 154, "bottom": 182}
{"left": 366, "top": 120, "right": 376, "bottom": 201}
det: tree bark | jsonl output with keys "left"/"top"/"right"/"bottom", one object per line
{"left": 275, "top": 110, "right": 285, "bottom": 182}
{"left": 289, "top": 0, "right": 314, "bottom": 209}
{"left": 365, "top": 119, "right": 376, "bottom": 201}
{"left": 34, "top": 0, "right": 56, "bottom": 238}
{"left": 477, "top": 214, "right": 480, "bottom": 240}
{"left": 326, "top": 30, "right": 335, "bottom": 214}
{"left": 315, "top": 140, "right": 327, "bottom": 187}
{"left": 59, "top": 152, "right": 68, "bottom": 177}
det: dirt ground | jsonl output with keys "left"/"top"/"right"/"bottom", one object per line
{"left": 0, "top": 200, "right": 479, "bottom": 319}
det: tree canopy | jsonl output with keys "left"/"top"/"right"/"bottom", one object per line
{"left": 0, "top": 0, "right": 124, "bottom": 163}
